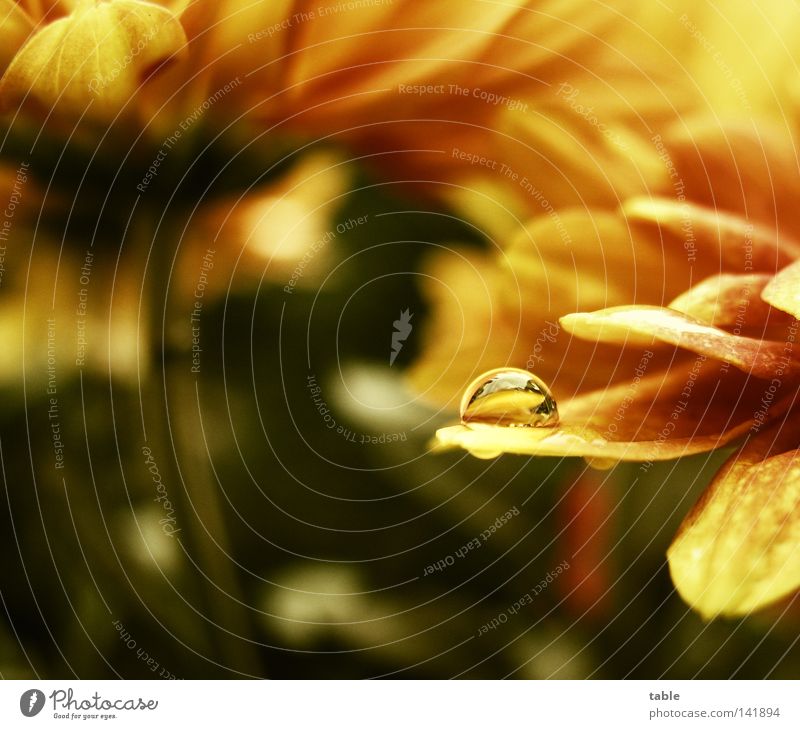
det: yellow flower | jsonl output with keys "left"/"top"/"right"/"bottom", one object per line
{"left": 425, "top": 119, "right": 800, "bottom": 619}
{"left": 0, "top": 0, "right": 712, "bottom": 386}
{"left": 0, "top": 1, "right": 707, "bottom": 197}
{"left": 4, "top": 0, "right": 797, "bottom": 622}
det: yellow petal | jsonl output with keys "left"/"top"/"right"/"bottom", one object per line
{"left": 0, "top": 0, "right": 187, "bottom": 116}
{"left": 285, "top": 0, "right": 534, "bottom": 117}
{"left": 668, "top": 416, "right": 800, "bottom": 618}
{"left": 654, "top": 120, "right": 800, "bottom": 241}
{"left": 434, "top": 362, "right": 770, "bottom": 462}
{"left": 561, "top": 305, "right": 798, "bottom": 379}
{"left": 0, "top": 1, "right": 35, "bottom": 73}
{"left": 668, "top": 273, "right": 775, "bottom": 328}
{"left": 762, "top": 259, "right": 800, "bottom": 320}
{"left": 177, "top": 0, "right": 291, "bottom": 93}
{"left": 503, "top": 209, "right": 686, "bottom": 307}
{"left": 408, "top": 209, "right": 696, "bottom": 411}
{"left": 497, "top": 105, "right": 664, "bottom": 211}
{"left": 623, "top": 197, "right": 800, "bottom": 271}
{"left": 434, "top": 421, "right": 744, "bottom": 462}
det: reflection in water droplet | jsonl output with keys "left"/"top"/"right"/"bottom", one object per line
{"left": 460, "top": 367, "right": 559, "bottom": 428}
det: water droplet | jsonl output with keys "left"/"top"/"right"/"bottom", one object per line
{"left": 460, "top": 368, "right": 559, "bottom": 428}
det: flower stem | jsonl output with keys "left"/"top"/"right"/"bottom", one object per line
{"left": 144, "top": 215, "right": 262, "bottom": 676}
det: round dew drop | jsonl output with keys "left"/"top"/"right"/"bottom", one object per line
{"left": 460, "top": 367, "right": 559, "bottom": 428}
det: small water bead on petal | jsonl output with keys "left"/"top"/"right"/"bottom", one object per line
{"left": 460, "top": 368, "right": 559, "bottom": 428}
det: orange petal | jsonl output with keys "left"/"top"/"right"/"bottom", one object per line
{"left": 668, "top": 413, "right": 800, "bottom": 618}
{"left": 668, "top": 272, "right": 789, "bottom": 331}
{"left": 495, "top": 104, "right": 663, "bottom": 211}
{"left": 407, "top": 235, "right": 685, "bottom": 411}
{"left": 406, "top": 248, "right": 530, "bottom": 411}
{"left": 435, "top": 422, "right": 710, "bottom": 461}
{"left": 503, "top": 209, "right": 668, "bottom": 311}
{"left": 408, "top": 204, "right": 718, "bottom": 411}
{"left": 435, "top": 361, "right": 777, "bottom": 462}
{"left": 658, "top": 120, "right": 800, "bottom": 243}
{"left": 762, "top": 259, "right": 800, "bottom": 320}
{"left": 560, "top": 305, "right": 798, "bottom": 379}
{"left": 283, "top": 0, "right": 609, "bottom": 125}
{"left": 623, "top": 197, "right": 800, "bottom": 273}
{"left": 176, "top": 0, "right": 291, "bottom": 97}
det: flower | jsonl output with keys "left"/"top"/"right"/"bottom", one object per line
{"left": 424, "top": 118, "right": 800, "bottom": 619}
{"left": 0, "top": 0, "right": 712, "bottom": 386}
{"left": 4, "top": 0, "right": 797, "bottom": 623}
{"left": 0, "top": 1, "right": 705, "bottom": 198}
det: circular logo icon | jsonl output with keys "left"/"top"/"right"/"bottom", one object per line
{"left": 20, "top": 690, "right": 45, "bottom": 717}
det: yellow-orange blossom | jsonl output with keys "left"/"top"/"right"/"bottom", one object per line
{"left": 3, "top": 0, "right": 796, "bottom": 620}
{"left": 426, "top": 120, "right": 800, "bottom": 619}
